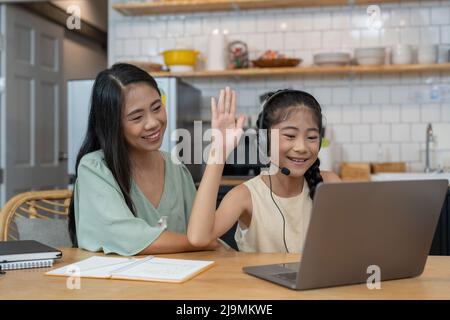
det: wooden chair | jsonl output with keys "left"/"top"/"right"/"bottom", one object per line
{"left": 0, "top": 190, "right": 72, "bottom": 246}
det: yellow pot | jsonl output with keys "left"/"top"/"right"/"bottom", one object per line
{"left": 161, "top": 49, "right": 199, "bottom": 66}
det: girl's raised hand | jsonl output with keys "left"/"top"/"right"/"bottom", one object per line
{"left": 209, "top": 87, "right": 246, "bottom": 164}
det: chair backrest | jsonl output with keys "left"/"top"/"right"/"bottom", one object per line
{"left": 0, "top": 190, "right": 73, "bottom": 248}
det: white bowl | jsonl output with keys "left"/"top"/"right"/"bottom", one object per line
{"left": 355, "top": 52, "right": 385, "bottom": 58}
{"left": 392, "top": 45, "right": 413, "bottom": 64}
{"left": 392, "top": 44, "right": 413, "bottom": 54}
{"left": 356, "top": 56, "right": 385, "bottom": 65}
{"left": 417, "top": 45, "right": 437, "bottom": 64}
{"left": 418, "top": 54, "right": 437, "bottom": 64}
{"left": 393, "top": 53, "right": 413, "bottom": 59}
{"left": 392, "top": 55, "right": 413, "bottom": 64}
{"left": 418, "top": 45, "right": 437, "bottom": 54}
{"left": 355, "top": 47, "right": 385, "bottom": 58}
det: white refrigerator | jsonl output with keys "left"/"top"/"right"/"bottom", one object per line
{"left": 67, "top": 77, "right": 202, "bottom": 183}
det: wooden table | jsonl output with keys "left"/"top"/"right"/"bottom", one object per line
{"left": 2, "top": 248, "right": 450, "bottom": 299}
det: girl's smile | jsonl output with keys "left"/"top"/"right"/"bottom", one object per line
{"left": 286, "top": 155, "right": 310, "bottom": 166}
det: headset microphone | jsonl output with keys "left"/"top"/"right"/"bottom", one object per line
{"left": 267, "top": 162, "right": 291, "bottom": 176}
{"left": 281, "top": 167, "right": 290, "bottom": 176}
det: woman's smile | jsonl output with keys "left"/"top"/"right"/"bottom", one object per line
{"left": 142, "top": 130, "right": 161, "bottom": 143}
{"left": 123, "top": 83, "right": 167, "bottom": 152}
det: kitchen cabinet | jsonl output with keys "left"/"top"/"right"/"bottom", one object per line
{"left": 113, "top": 0, "right": 412, "bottom": 16}
{"left": 430, "top": 188, "right": 450, "bottom": 256}
{"left": 148, "top": 63, "right": 450, "bottom": 79}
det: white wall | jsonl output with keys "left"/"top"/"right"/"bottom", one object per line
{"left": 108, "top": 0, "right": 450, "bottom": 172}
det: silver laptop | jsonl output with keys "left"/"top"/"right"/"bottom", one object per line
{"left": 243, "top": 179, "right": 448, "bottom": 290}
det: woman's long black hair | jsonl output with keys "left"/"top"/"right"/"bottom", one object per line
{"left": 68, "top": 63, "right": 160, "bottom": 247}
{"left": 256, "top": 90, "right": 324, "bottom": 200}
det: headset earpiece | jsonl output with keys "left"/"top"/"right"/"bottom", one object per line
{"left": 256, "top": 109, "right": 268, "bottom": 160}
{"left": 257, "top": 132, "right": 269, "bottom": 163}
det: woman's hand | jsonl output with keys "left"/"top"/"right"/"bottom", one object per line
{"left": 209, "top": 87, "right": 246, "bottom": 164}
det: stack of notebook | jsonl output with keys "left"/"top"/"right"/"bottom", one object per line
{"left": 0, "top": 240, "right": 62, "bottom": 271}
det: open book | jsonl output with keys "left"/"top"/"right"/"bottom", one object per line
{"left": 45, "top": 256, "right": 215, "bottom": 283}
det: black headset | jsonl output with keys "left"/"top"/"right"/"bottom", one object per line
{"left": 256, "top": 89, "right": 323, "bottom": 253}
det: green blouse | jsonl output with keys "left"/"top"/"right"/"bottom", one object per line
{"left": 74, "top": 150, "right": 196, "bottom": 256}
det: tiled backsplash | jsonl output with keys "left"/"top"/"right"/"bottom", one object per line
{"left": 108, "top": 0, "right": 450, "bottom": 172}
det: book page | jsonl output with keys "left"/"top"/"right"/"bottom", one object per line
{"left": 46, "top": 256, "right": 140, "bottom": 278}
{"left": 112, "top": 258, "right": 214, "bottom": 282}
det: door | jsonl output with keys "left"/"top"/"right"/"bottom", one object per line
{"left": 1, "top": 5, "right": 66, "bottom": 205}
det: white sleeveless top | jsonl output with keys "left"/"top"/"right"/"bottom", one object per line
{"left": 234, "top": 175, "right": 313, "bottom": 253}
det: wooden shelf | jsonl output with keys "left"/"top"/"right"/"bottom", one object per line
{"left": 148, "top": 63, "right": 450, "bottom": 78}
{"left": 113, "top": 0, "right": 406, "bottom": 16}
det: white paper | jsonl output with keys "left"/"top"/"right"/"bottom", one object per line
{"left": 46, "top": 256, "right": 138, "bottom": 278}
{"left": 46, "top": 256, "right": 214, "bottom": 282}
{"left": 112, "top": 258, "right": 214, "bottom": 281}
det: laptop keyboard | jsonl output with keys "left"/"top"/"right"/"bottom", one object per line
{"left": 273, "top": 272, "right": 298, "bottom": 282}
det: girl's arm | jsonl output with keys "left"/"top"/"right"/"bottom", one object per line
{"left": 206, "top": 183, "right": 252, "bottom": 240}
{"left": 187, "top": 87, "right": 246, "bottom": 247}
{"left": 138, "top": 231, "right": 221, "bottom": 255}
{"left": 188, "top": 183, "right": 252, "bottom": 248}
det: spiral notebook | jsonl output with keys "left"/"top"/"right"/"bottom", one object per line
{"left": 0, "top": 259, "right": 54, "bottom": 270}
{"left": 0, "top": 240, "right": 62, "bottom": 262}
{"left": 46, "top": 256, "right": 215, "bottom": 283}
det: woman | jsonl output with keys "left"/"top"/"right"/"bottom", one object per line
{"left": 68, "top": 63, "right": 221, "bottom": 256}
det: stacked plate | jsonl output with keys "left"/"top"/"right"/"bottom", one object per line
{"left": 313, "top": 52, "right": 351, "bottom": 66}
{"left": 354, "top": 47, "right": 385, "bottom": 65}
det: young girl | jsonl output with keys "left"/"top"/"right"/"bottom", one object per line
{"left": 188, "top": 89, "right": 341, "bottom": 253}
{"left": 68, "top": 63, "right": 225, "bottom": 256}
